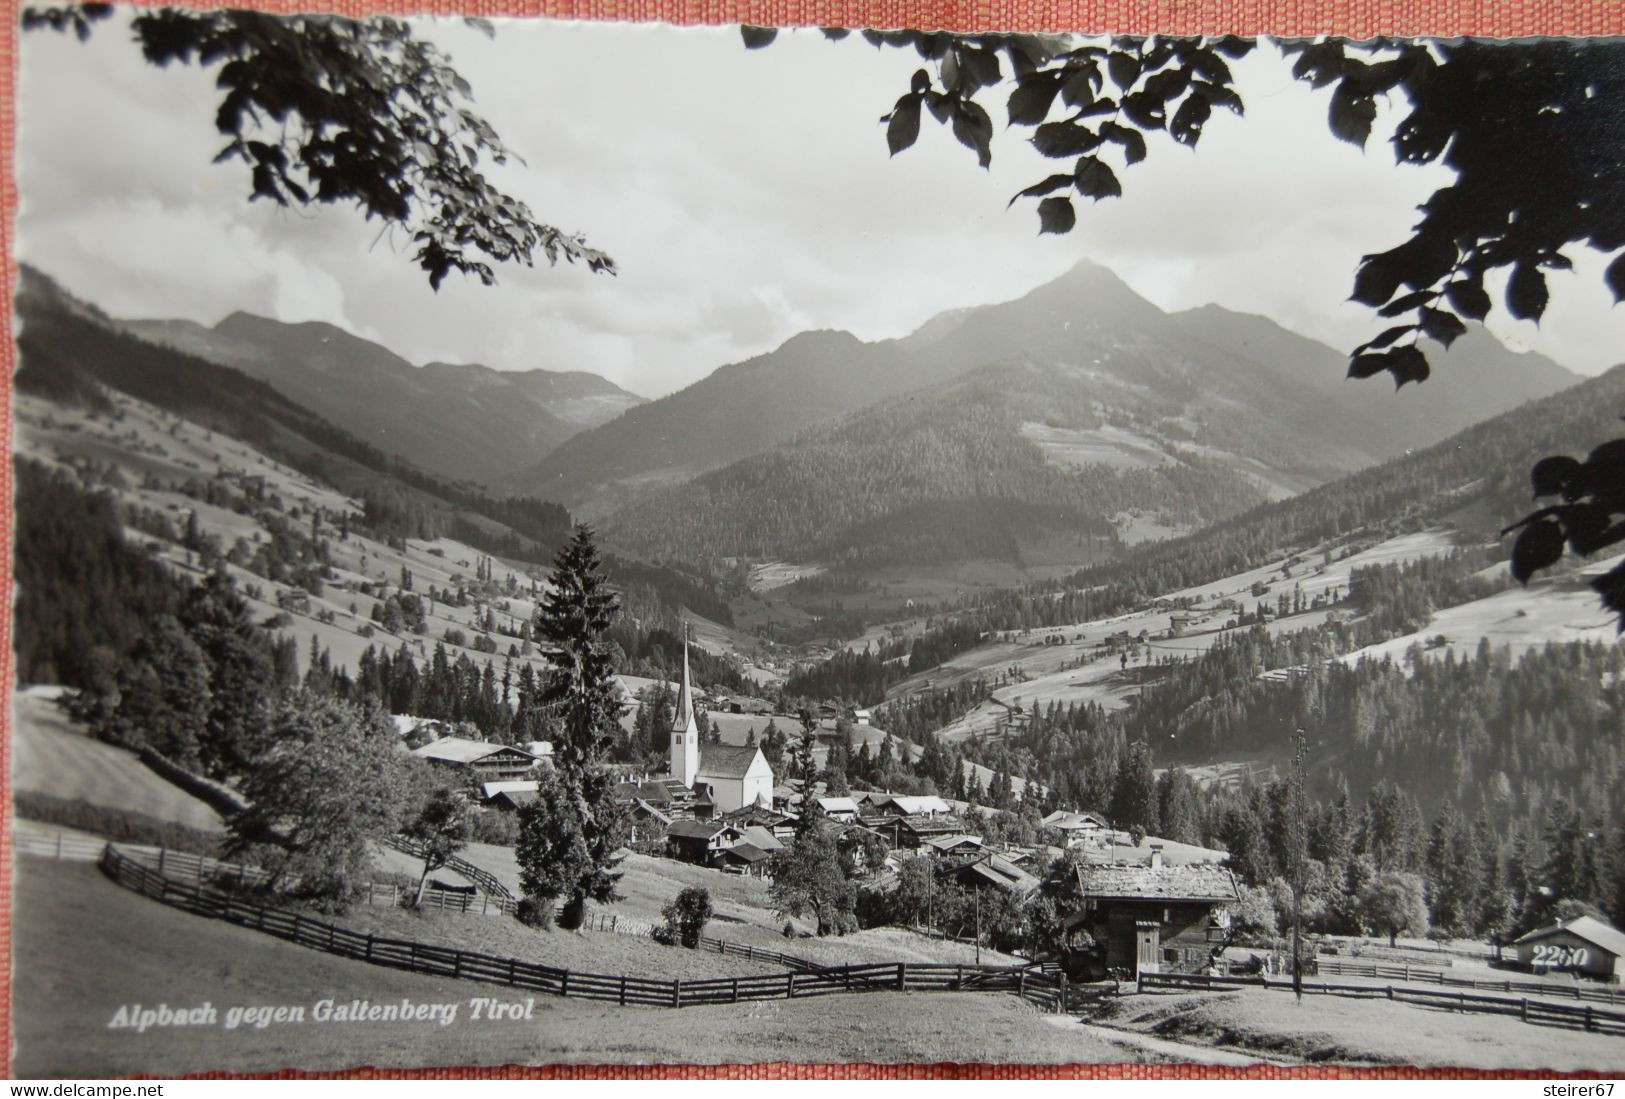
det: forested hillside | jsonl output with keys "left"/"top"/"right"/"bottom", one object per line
{"left": 129, "top": 308, "right": 644, "bottom": 486}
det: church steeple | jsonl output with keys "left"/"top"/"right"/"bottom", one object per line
{"left": 669, "top": 626, "right": 699, "bottom": 787}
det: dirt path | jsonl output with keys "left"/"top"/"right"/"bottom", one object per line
{"left": 1042, "top": 1016, "right": 1294, "bottom": 1066}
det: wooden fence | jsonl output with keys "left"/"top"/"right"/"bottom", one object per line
{"left": 380, "top": 835, "right": 520, "bottom": 916}
{"left": 1139, "top": 971, "right": 1625, "bottom": 1036}
{"left": 13, "top": 831, "right": 117, "bottom": 863}
{"left": 98, "top": 843, "right": 1102, "bottom": 1013}
{"left": 1316, "top": 959, "right": 1624, "bottom": 1006}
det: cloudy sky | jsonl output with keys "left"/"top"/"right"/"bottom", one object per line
{"left": 17, "top": 17, "right": 1625, "bottom": 398}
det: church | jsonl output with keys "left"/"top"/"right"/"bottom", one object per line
{"left": 669, "top": 640, "right": 774, "bottom": 814}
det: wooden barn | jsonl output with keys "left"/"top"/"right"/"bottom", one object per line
{"left": 1063, "top": 850, "right": 1238, "bottom": 978}
{"left": 1512, "top": 915, "right": 1625, "bottom": 982}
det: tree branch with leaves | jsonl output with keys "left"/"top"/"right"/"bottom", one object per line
{"left": 26, "top": 4, "right": 616, "bottom": 289}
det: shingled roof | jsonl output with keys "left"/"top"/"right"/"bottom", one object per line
{"left": 1081, "top": 862, "right": 1239, "bottom": 903}
{"left": 697, "top": 744, "right": 765, "bottom": 780}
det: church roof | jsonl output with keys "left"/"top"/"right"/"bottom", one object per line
{"left": 698, "top": 744, "right": 765, "bottom": 780}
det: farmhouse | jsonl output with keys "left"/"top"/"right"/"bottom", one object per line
{"left": 863, "top": 794, "right": 951, "bottom": 818}
{"left": 816, "top": 796, "right": 861, "bottom": 822}
{"left": 922, "top": 834, "right": 988, "bottom": 860}
{"left": 722, "top": 804, "right": 798, "bottom": 843}
{"left": 1512, "top": 915, "right": 1625, "bottom": 982}
{"left": 868, "top": 812, "right": 968, "bottom": 849}
{"left": 1064, "top": 848, "right": 1239, "bottom": 978}
{"left": 668, "top": 641, "right": 774, "bottom": 813}
{"left": 952, "top": 853, "right": 1040, "bottom": 896}
{"left": 411, "top": 737, "right": 539, "bottom": 782}
{"left": 665, "top": 820, "right": 748, "bottom": 866}
{"left": 1042, "top": 810, "right": 1110, "bottom": 846}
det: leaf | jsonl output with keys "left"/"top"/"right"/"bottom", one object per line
{"left": 886, "top": 96, "right": 922, "bottom": 156}
{"left": 1074, "top": 156, "right": 1122, "bottom": 201}
{"left": 1008, "top": 174, "right": 1077, "bottom": 207}
{"left": 951, "top": 99, "right": 995, "bottom": 168}
{"left": 1121, "top": 92, "right": 1167, "bottom": 130}
{"left": 1107, "top": 51, "right": 1141, "bottom": 90}
{"left": 1100, "top": 121, "right": 1147, "bottom": 164}
{"left": 1329, "top": 86, "right": 1376, "bottom": 147}
{"left": 1377, "top": 289, "right": 1435, "bottom": 317}
{"left": 1347, "top": 351, "right": 1394, "bottom": 380}
{"left": 741, "top": 25, "right": 778, "bottom": 48}
{"left": 1530, "top": 455, "right": 1582, "bottom": 497}
{"left": 1507, "top": 263, "right": 1549, "bottom": 322}
{"left": 1386, "top": 344, "right": 1430, "bottom": 387}
{"left": 1510, "top": 519, "right": 1566, "bottom": 584}
{"left": 911, "top": 68, "right": 931, "bottom": 94}
{"left": 1059, "top": 67, "right": 1095, "bottom": 109}
{"left": 1606, "top": 252, "right": 1625, "bottom": 303}
{"left": 1590, "top": 561, "right": 1625, "bottom": 629}
{"left": 1170, "top": 94, "right": 1212, "bottom": 146}
{"left": 1562, "top": 505, "right": 1616, "bottom": 555}
{"left": 961, "top": 47, "right": 1002, "bottom": 92}
{"left": 1037, "top": 196, "right": 1076, "bottom": 234}
{"left": 1419, "top": 307, "right": 1468, "bottom": 348}
{"left": 1445, "top": 279, "right": 1491, "bottom": 321}
{"left": 1350, "top": 257, "right": 1404, "bottom": 308}
{"left": 1351, "top": 325, "right": 1414, "bottom": 355}
{"left": 1033, "top": 122, "right": 1102, "bottom": 158}
{"left": 1007, "top": 73, "right": 1061, "bottom": 125}
{"left": 1290, "top": 41, "right": 1345, "bottom": 87}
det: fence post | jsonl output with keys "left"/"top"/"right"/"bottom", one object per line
{"left": 732, "top": 979, "right": 740, "bottom": 1004}
{"left": 1019, "top": 971, "right": 1027, "bottom": 1001}
{"left": 1521, "top": 998, "right": 1529, "bottom": 1022}
{"left": 1387, "top": 985, "right": 1394, "bottom": 1001}
{"left": 560, "top": 970, "right": 567, "bottom": 996}
{"left": 1585, "top": 1007, "right": 1595, "bottom": 1032}
{"left": 620, "top": 976, "right": 627, "bottom": 1006}
{"left": 673, "top": 980, "right": 682, "bottom": 1008}
{"left": 158, "top": 846, "right": 167, "bottom": 876}
{"left": 1403, "top": 964, "right": 1410, "bottom": 981}
{"left": 897, "top": 963, "right": 907, "bottom": 991}
{"left": 787, "top": 973, "right": 796, "bottom": 999}
{"left": 366, "top": 934, "right": 374, "bottom": 963}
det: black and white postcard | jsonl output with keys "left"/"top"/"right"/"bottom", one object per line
{"left": 9, "top": 9, "right": 1625, "bottom": 1076}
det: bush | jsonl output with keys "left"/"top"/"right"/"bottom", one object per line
{"left": 13, "top": 792, "right": 225, "bottom": 856}
{"left": 467, "top": 808, "right": 519, "bottom": 846}
{"left": 516, "top": 896, "right": 554, "bottom": 929}
{"left": 661, "top": 886, "right": 713, "bottom": 948}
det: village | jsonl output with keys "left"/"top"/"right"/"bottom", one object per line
{"left": 395, "top": 638, "right": 1625, "bottom": 991}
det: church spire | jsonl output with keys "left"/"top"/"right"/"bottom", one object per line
{"left": 668, "top": 621, "right": 699, "bottom": 787}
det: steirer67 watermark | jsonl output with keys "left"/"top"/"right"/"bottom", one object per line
{"left": 1543, "top": 1087, "right": 1615, "bottom": 1097}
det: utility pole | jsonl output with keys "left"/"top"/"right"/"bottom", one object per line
{"left": 976, "top": 889, "right": 982, "bottom": 965}
{"left": 1290, "top": 726, "right": 1308, "bottom": 1003}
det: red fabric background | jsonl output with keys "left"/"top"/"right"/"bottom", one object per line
{"left": 2, "top": 0, "right": 1622, "bottom": 1081}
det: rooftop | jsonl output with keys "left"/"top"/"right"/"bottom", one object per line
{"left": 1079, "top": 861, "right": 1239, "bottom": 903}
{"left": 1515, "top": 915, "right": 1625, "bottom": 958}
{"left": 412, "top": 737, "right": 535, "bottom": 766}
{"left": 698, "top": 744, "right": 767, "bottom": 780}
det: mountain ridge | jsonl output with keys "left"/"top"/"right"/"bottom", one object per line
{"left": 119, "top": 305, "right": 645, "bottom": 487}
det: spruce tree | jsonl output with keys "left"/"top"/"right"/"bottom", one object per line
{"left": 517, "top": 525, "right": 626, "bottom": 929}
